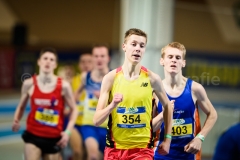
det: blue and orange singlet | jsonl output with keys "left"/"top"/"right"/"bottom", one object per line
{"left": 154, "top": 79, "right": 201, "bottom": 160}
{"left": 106, "top": 66, "right": 154, "bottom": 149}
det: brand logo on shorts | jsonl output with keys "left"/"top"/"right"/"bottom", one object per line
{"left": 140, "top": 82, "right": 148, "bottom": 87}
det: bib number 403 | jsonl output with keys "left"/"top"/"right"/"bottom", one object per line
{"left": 171, "top": 124, "right": 193, "bottom": 136}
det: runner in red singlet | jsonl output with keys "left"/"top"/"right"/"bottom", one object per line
{"left": 12, "top": 47, "right": 78, "bottom": 160}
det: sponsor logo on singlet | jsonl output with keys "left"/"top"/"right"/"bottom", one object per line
{"left": 34, "top": 98, "right": 58, "bottom": 107}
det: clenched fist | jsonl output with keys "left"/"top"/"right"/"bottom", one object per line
{"left": 157, "top": 140, "right": 170, "bottom": 155}
{"left": 112, "top": 93, "right": 123, "bottom": 106}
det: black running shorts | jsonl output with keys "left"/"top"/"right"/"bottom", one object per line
{"left": 22, "top": 130, "right": 61, "bottom": 154}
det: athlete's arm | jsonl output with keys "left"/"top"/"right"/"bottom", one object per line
{"left": 184, "top": 82, "right": 217, "bottom": 154}
{"left": 57, "top": 80, "right": 78, "bottom": 148}
{"left": 152, "top": 97, "right": 175, "bottom": 132}
{"left": 152, "top": 93, "right": 163, "bottom": 132}
{"left": 12, "top": 78, "right": 32, "bottom": 132}
{"left": 149, "top": 71, "right": 172, "bottom": 155}
{"left": 193, "top": 82, "right": 217, "bottom": 137}
{"left": 63, "top": 80, "right": 78, "bottom": 132}
{"left": 74, "top": 72, "right": 87, "bottom": 102}
{"left": 93, "top": 70, "right": 121, "bottom": 126}
{"left": 192, "top": 82, "right": 217, "bottom": 137}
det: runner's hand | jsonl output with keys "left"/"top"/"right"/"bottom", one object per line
{"left": 157, "top": 140, "right": 170, "bottom": 155}
{"left": 112, "top": 93, "right": 123, "bottom": 107}
{"left": 12, "top": 119, "right": 20, "bottom": 132}
{"left": 184, "top": 137, "right": 202, "bottom": 154}
{"left": 57, "top": 131, "right": 70, "bottom": 148}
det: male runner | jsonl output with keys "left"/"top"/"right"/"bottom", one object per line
{"left": 69, "top": 52, "right": 93, "bottom": 160}
{"left": 154, "top": 42, "right": 218, "bottom": 160}
{"left": 93, "top": 28, "right": 173, "bottom": 160}
{"left": 75, "top": 44, "right": 110, "bottom": 160}
{"left": 12, "top": 47, "right": 78, "bottom": 160}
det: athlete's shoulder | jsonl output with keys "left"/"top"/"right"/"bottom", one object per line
{"left": 22, "top": 77, "right": 34, "bottom": 88}
{"left": 77, "top": 72, "right": 88, "bottom": 85}
{"left": 81, "top": 72, "right": 88, "bottom": 79}
{"left": 147, "top": 69, "right": 162, "bottom": 83}
{"left": 62, "top": 79, "right": 71, "bottom": 88}
{"left": 58, "top": 75, "right": 71, "bottom": 92}
{"left": 103, "top": 69, "right": 117, "bottom": 82}
{"left": 21, "top": 77, "right": 34, "bottom": 94}
{"left": 189, "top": 79, "right": 208, "bottom": 99}
{"left": 98, "top": 70, "right": 116, "bottom": 92}
{"left": 140, "top": 66, "right": 148, "bottom": 72}
{"left": 191, "top": 80, "right": 205, "bottom": 92}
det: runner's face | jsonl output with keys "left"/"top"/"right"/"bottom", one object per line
{"left": 92, "top": 47, "right": 109, "bottom": 70}
{"left": 160, "top": 47, "right": 185, "bottom": 74}
{"left": 79, "top": 54, "right": 93, "bottom": 72}
{"left": 38, "top": 52, "right": 57, "bottom": 73}
{"left": 122, "top": 35, "right": 146, "bottom": 65}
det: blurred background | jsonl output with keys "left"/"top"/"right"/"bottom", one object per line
{"left": 0, "top": 0, "right": 240, "bottom": 159}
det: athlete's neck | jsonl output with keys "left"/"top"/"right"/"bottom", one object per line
{"left": 38, "top": 71, "right": 55, "bottom": 85}
{"left": 91, "top": 67, "right": 109, "bottom": 80}
{"left": 164, "top": 71, "right": 184, "bottom": 88}
{"left": 122, "top": 61, "right": 141, "bottom": 79}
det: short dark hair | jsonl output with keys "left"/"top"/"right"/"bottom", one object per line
{"left": 39, "top": 47, "right": 58, "bottom": 61}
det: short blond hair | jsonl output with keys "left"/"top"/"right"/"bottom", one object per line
{"left": 124, "top": 28, "right": 147, "bottom": 43}
{"left": 161, "top": 42, "right": 186, "bottom": 59}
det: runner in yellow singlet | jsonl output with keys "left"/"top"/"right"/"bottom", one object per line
{"left": 75, "top": 44, "right": 110, "bottom": 160}
{"left": 69, "top": 53, "right": 92, "bottom": 160}
{"left": 61, "top": 53, "right": 92, "bottom": 160}
{"left": 93, "top": 28, "right": 173, "bottom": 160}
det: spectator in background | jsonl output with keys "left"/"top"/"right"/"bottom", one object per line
{"left": 213, "top": 122, "right": 240, "bottom": 160}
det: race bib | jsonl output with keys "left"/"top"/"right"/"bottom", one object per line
{"left": 35, "top": 108, "right": 59, "bottom": 127}
{"left": 117, "top": 107, "right": 146, "bottom": 128}
{"left": 88, "top": 99, "right": 98, "bottom": 110}
{"left": 76, "top": 102, "right": 84, "bottom": 125}
{"left": 77, "top": 101, "right": 84, "bottom": 115}
{"left": 171, "top": 119, "right": 192, "bottom": 136}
